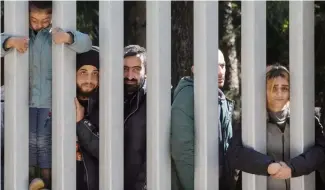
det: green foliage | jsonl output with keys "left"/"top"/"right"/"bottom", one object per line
{"left": 77, "top": 1, "right": 99, "bottom": 46}
{"left": 266, "top": 1, "right": 289, "bottom": 65}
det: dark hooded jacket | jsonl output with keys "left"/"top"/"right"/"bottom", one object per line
{"left": 124, "top": 80, "right": 147, "bottom": 190}
{"left": 170, "top": 76, "right": 236, "bottom": 190}
{"left": 76, "top": 90, "right": 99, "bottom": 190}
{"left": 75, "top": 46, "right": 100, "bottom": 190}
{"left": 226, "top": 106, "right": 325, "bottom": 190}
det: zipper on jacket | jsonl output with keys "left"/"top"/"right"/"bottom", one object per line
{"left": 124, "top": 91, "right": 140, "bottom": 126}
{"left": 80, "top": 149, "right": 90, "bottom": 190}
{"left": 37, "top": 31, "right": 44, "bottom": 105}
{"left": 87, "top": 99, "right": 90, "bottom": 115}
{"left": 282, "top": 134, "right": 287, "bottom": 189}
{"left": 279, "top": 126, "right": 289, "bottom": 190}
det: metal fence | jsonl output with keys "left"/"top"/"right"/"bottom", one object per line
{"left": 1, "top": 1, "right": 315, "bottom": 190}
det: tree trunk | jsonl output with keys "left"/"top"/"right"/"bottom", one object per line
{"left": 221, "top": 1, "right": 241, "bottom": 124}
{"left": 124, "top": 1, "right": 146, "bottom": 47}
{"left": 171, "top": 1, "right": 193, "bottom": 89}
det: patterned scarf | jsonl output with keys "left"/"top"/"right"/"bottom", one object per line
{"left": 268, "top": 102, "right": 290, "bottom": 128}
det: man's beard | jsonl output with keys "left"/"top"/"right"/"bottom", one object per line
{"left": 124, "top": 77, "right": 144, "bottom": 94}
{"left": 77, "top": 85, "right": 97, "bottom": 98}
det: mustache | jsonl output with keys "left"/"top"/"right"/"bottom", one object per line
{"left": 76, "top": 85, "right": 97, "bottom": 97}
{"left": 124, "top": 78, "right": 137, "bottom": 83}
{"left": 80, "top": 82, "right": 96, "bottom": 86}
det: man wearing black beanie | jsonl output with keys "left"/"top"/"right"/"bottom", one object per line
{"left": 75, "top": 46, "right": 100, "bottom": 190}
{"left": 29, "top": 46, "right": 100, "bottom": 190}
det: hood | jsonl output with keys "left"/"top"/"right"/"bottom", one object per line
{"left": 173, "top": 76, "right": 193, "bottom": 99}
{"left": 173, "top": 76, "right": 225, "bottom": 100}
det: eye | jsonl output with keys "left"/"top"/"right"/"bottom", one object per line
{"left": 134, "top": 66, "right": 142, "bottom": 71}
{"left": 42, "top": 20, "right": 50, "bottom": 25}
{"left": 282, "top": 87, "right": 289, "bottom": 92}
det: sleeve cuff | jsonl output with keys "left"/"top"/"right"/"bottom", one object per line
{"left": 2, "top": 37, "right": 11, "bottom": 51}
{"left": 67, "top": 31, "right": 75, "bottom": 45}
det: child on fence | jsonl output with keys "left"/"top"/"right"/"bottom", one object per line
{"left": 1, "top": 1, "right": 92, "bottom": 188}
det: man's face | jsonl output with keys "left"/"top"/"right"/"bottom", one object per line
{"left": 76, "top": 65, "right": 99, "bottom": 97}
{"left": 124, "top": 55, "right": 145, "bottom": 94}
{"left": 218, "top": 62, "right": 226, "bottom": 88}
{"left": 29, "top": 9, "right": 52, "bottom": 31}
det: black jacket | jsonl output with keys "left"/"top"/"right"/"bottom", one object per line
{"left": 76, "top": 90, "right": 99, "bottom": 190}
{"left": 227, "top": 112, "right": 325, "bottom": 190}
{"left": 124, "top": 82, "right": 147, "bottom": 190}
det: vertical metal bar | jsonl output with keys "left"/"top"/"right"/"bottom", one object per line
{"left": 52, "top": 1, "right": 76, "bottom": 190}
{"left": 193, "top": 2, "right": 219, "bottom": 190}
{"left": 0, "top": 2, "right": 2, "bottom": 188}
{"left": 0, "top": 3, "right": 2, "bottom": 188}
{"left": 99, "top": 1, "right": 124, "bottom": 190}
{"left": 0, "top": 2, "right": 1, "bottom": 186}
{"left": 241, "top": 1, "right": 267, "bottom": 190}
{"left": 289, "top": 2, "right": 315, "bottom": 190}
{"left": 3, "top": 1, "right": 29, "bottom": 190}
{"left": 146, "top": 1, "right": 171, "bottom": 190}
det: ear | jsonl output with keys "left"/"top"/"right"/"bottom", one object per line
{"left": 191, "top": 65, "right": 194, "bottom": 74}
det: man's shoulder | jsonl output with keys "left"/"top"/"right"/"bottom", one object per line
{"left": 172, "top": 85, "right": 194, "bottom": 109}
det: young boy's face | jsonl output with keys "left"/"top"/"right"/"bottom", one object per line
{"left": 29, "top": 8, "right": 52, "bottom": 31}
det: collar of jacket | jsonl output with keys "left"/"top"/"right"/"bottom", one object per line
{"left": 124, "top": 79, "right": 147, "bottom": 105}
{"left": 29, "top": 25, "right": 52, "bottom": 37}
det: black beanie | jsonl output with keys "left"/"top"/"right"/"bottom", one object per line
{"left": 76, "top": 46, "right": 100, "bottom": 71}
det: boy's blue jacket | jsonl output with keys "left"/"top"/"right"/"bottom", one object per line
{"left": 1, "top": 26, "right": 92, "bottom": 108}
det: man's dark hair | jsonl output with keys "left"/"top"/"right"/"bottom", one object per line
{"left": 29, "top": 1, "right": 52, "bottom": 13}
{"left": 124, "top": 45, "right": 147, "bottom": 69}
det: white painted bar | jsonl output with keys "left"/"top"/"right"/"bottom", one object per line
{"left": 289, "top": 2, "right": 315, "bottom": 190}
{"left": 241, "top": 1, "right": 267, "bottom": 190}
{"left": 146, "top": 1, "right": 172, "bottom": 190}
{"left": 51, "top": 1, "right": 76, "bottom": 190}
{"left": 99, "top": 1, "right": 124, "bottom": 190}
{"left": 3, "top": 1, "right": 29, "bottom": 190}
{"left": 193, "top": 2, "right": 219, "bottom": 190}
{"left": 0, "top": 2, "right": 2, "bottom": 188}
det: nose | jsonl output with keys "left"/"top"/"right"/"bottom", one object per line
{"left": 126, "top": 70, "right": 135, "bottom": 80}
{"left": 84, "top": 74, "right": 93, "bottom": 83}
{"left": 275, "top": 89, "right": 283, "bottom": 97}
{"left": 35, "top": 23, "right": 41, "bottom": 30}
